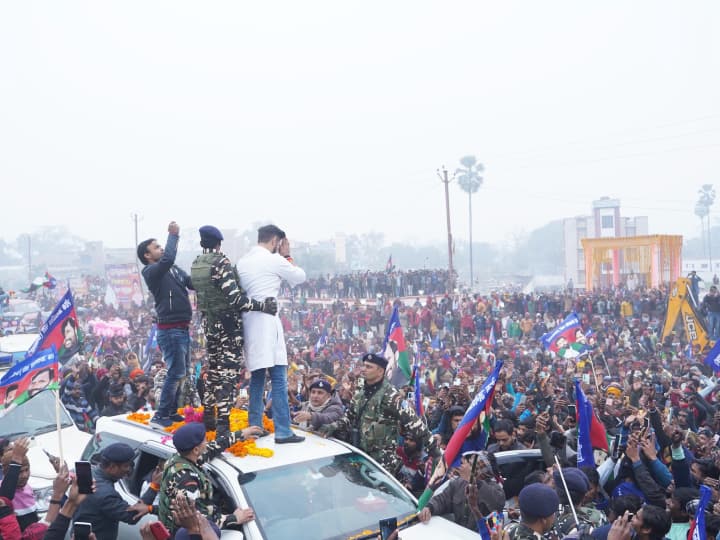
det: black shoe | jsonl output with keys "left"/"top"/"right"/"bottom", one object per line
{"left": 275, "top": 434, "right": 305, "bottom": 444}
{"left": 169, "top": 413, "right": 184, "bottom": 422}
{"left": 150, "top": 415, "right": 173, "bottom": 428}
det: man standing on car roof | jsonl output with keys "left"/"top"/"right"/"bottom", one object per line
{"left": 189, "top": 225, "right": 277, "bottom": 436}
{"left": 158, "top": 422, "right": 262, "bottom": 535}
{"left": 137, "top": 221, "right": 193, "bottom": 429}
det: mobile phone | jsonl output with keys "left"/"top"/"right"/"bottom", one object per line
{"left": 75, "top": 461, "right": 93, "bottom": 495}
{"left": 406, "top": 391, "right": 414, "bottom": 401}
{"left": 605, "top": 397, "right": 614, "bottom": 407}
{"left": 545, "top": 404, "right": 552, "bottom": 414}
{"left": 379, "top": 517, "right": 397, "bottom": 540}
{"left": 453, "top": 378, "right": 461, "bottom": 386}
{"left": 149, "top": 521, "right": 171, "bottom": 540}
{"left": 582, "top": 374, "right": 590, "bottom": 384}
{"left": 611, "top": 434, "right": 621, "bottom": 460}
{"left": 239, "top": 388, "right": 248, "bottom": 399}
{"left": 655, "top": 384, "right": 664, "bottom": 394}
{"left": 73, "top": 522, "right": 92, "bottom": 540}
{"left": 568, "top": 404, "right": 577, "bottom": 418}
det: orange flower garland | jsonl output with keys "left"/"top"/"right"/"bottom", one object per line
{"left": 125, "top": 407, "right": 274, "bottom": 458}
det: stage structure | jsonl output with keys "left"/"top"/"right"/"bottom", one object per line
{"left": 581, "top": 235, "right": 683, "bottom": 289}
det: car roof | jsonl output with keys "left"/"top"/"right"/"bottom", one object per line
{"left": 97, "top": 416, "right": 352, "bottom": 473}
{"left": 0, "top": 333, "right": 40, "bottom": 353}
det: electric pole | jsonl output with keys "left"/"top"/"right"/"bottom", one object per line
{"left": 438, "top": 166, "right": 455, "bottom": 292}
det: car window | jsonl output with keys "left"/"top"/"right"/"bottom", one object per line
{"left": 81, "top": 431, "right": 141, "bottom": 463}
{"left": 240, "top": 453, "right": 416, "bottom": 540}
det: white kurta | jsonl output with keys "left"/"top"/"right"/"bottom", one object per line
{"left": 237, "top": 245, "right": 307, "bottom": 371}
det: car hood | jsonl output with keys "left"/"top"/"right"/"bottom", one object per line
{"left": 398, "top": 517, "right": 479, "bottom": 539}
{"left": 27, "top": 426, "right": 92, "bottom": 488}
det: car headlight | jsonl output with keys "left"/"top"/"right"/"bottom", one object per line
{"left": 33, "top": 486, "right": 54, "bottom": 513}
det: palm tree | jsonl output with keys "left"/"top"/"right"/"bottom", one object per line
{"left": 698, "top": 184, "right": 716, "bottom": 269}
{"left": 695, "top": 201, "right": 708, "bottom": 257}
{"left": 455, "top": 155, "right": 484, "bottom": 289}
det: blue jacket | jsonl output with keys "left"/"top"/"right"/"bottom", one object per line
{"left": 141, "top": 233, "right": 193, "bottom": 324}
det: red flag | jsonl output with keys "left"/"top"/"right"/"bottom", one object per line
{"left": 590, "top": 411, "right": 609, "bottom": 452}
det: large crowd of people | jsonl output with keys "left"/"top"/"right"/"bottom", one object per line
{"left": 2, "top": 223, "right": 720, "bottom": 539}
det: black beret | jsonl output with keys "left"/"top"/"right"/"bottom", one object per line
{"left": 362, "top": 353, "right": 388, "bottom": 369}
{"left": 101, "top": 442, "right": 135, "bottom": 463}
{"left": 518, "top": 483, "right": 559, "bottom": 519}
{"left": 173, "top": 422, "right": 206, "bottom": 452}
{"left": 553, "top": 467, "right": 589, "bottom": 496}
{"left": 309, "top": 379, "right": 332, "bottom": 393}
{"left": 199, "top": 225, "right": 224, "bottom": 243}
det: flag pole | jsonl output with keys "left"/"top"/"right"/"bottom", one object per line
{"left": 54, "top": 390, "right": 65, "bottom": 465}
{"left": 554, "top": 455, "right": 579, "bottom": 529}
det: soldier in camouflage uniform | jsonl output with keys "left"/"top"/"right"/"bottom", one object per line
{"left": 190, "top": 226, "right": 278, "bottom": 435}
{"left": 158, "top": 422, "right": 262, "bottom": 535}
{"left": 551, "top": 467, "right": 606, "bottom": 537}
{"left": 505, "top": 484, "right": 560, "bottom": 540}
{"left": 320, "top": 353, "right": 441, "bottom": 476}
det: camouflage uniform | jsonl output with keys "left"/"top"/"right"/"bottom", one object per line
{"left": 191, "top": 251, "right": 265, "bottom": 433}
{"left": 505, "top": 522, "right": 545, "bottom": 540}
{"left": 324, "top": 377, "right": 440, "bottom": 475}
{"left": 157, "top": 431, "right": 244, "bottom": 534}
{"left": 552, "top": 505, "right": 606, "bottom": 538}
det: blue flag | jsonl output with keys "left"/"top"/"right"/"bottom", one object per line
{"left": 414, "top": 364, "right": 423, "bottom": 416}
{"left": 575, "top": 379, "right": 595, "bottom": 467}
{"left": 488, "top": 327, "right": 496, "bottom": 350}
{"left": 704, "top": 340, "right": 720, "bottom": 372}
{"left": 315, "top": 326, "right": 328, "bottom": 354}
{"left": 691, "top": 485, "right": 712, "bottom": 540}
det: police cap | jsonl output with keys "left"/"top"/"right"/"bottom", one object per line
{"left": 173, "top": 422, "right": 206, "bottom": 453}
{"left": 362, "top": 353, "right": 388, "bottom": 369}
{"left": 199, "top": 225, "right": 224, "bottom": 243}
{"left": 101, "top": 442, "right": 136, "bottom": 463}
{"left": 518, "top": 483, "right": 559, "bottom": 519}
{"left": 552, "top": 467, "right": 590, "bottom": 497}
{"left": 309, "top": 379, "right": 332, "bottom": 393}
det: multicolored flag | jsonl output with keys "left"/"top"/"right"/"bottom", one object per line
{"left": 689, "top": 485, "right": 712, "bottom": 540}
{"left": 25, "top": 289, "right": 81, "bottom": 365}
{"left": 417, "top": 359, "right": 503, "bottom": 510}
{"left": 0, "top": 347, "right": 58, "bottom": 410}
{"left": 488, "top": 327, "right": 497, "bottom": 350}
{"left": 541, "top": 312, "right": 583, "bottom": 356}
{"left": 43, "top": 272, "right": 57, "bottom": 289}
{"left": 385, "top": 255, "right": 394, "bottom": 274}
{"left": 383, "top": 306, "right": 412, "bottom": 386}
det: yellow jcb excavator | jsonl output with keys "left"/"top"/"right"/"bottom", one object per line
{"left": 661, "top": 277, "right": 714, "bottom": 352}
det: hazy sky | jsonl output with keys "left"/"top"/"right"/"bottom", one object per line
{"left": 1, "top": 1, "right": 719, "bottom": 250}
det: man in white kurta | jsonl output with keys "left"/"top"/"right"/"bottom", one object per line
{"left": 237, "top": 225, "right": 307, "bottom": 443}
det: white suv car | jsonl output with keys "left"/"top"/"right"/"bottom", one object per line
{"left": 84, "top": 415, "right": 478, "bottom": 540}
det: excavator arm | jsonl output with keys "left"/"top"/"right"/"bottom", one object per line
{"left": 662, "top": 278, "right": 714, "bottom": 352}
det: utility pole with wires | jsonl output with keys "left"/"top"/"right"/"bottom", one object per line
{"left": 438, "top": 166, "right": 455, "bottom": 292}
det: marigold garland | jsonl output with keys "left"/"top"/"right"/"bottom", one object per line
{"left": 125, "top": 407, "right": 274, "bottom": 458}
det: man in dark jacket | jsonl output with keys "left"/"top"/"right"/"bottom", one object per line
{"left": 100, "top": 383, "right": 131, "bottom": 417}
{"left": 73, "top": 443, "right": 149, "bottom": 540}
{"left": 291, "top": 379, "right": 344, "bottom": 430}
{"left": 137, "top": 221, "right": 194, "bottom": 428}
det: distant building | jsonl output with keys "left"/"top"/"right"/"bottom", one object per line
{"left": 563, "top": 197, "right": 648, "bottom": 289}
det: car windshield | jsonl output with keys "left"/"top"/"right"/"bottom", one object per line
{"left": 8, "top": 302, "right": 40, "bottom": 314}
{"left": 241, "top": 453, "right": 416, "bottom": 540}
{"left": 0, "top": 389, "right": 74, "bottom": 438}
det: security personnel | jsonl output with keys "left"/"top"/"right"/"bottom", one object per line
{"left": 505, "top": 483, "right": 560, "bottom": 540}
{"left": 158, "top": 422, "right": 262, "bottom": 535}
{"left": 320, "top": 353, "right": 441, "bottom": 476}
{"left": 190, "top": 225, "right": 278, "bottom": 435}
{"left": 552, "top": 467, "right": 606, "bottom": 536}
{"left": 291, "top": 378, "right": 344, "bottom": 431}
{"left": 73, "top": 443, "right": 149, "bottom": 540}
